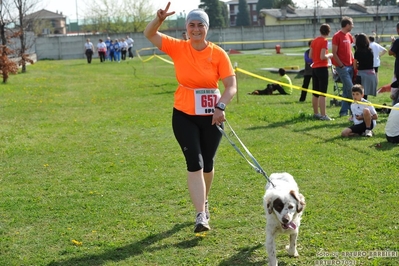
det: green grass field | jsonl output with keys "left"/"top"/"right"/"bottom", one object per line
{"left": 0, "top": 47, "right": 398, "bottom": 266}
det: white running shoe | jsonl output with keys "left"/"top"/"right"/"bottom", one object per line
{"left": 194, "top": 212, "right": 210, "bottom": 233}
{"left": 365, "top": 129, "right": 373, "bottom": 137}
{"left": 320, "top": 115, "right": 334, "bottom": 121}
{"left": 313, "top": 113, "right": 322, "bottom": 119}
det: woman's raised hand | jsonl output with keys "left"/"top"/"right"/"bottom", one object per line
{"left": 157, "top": 2, "right": 176, "bottom": 22}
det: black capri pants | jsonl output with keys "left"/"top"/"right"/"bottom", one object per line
{"left": 172, "top": 108, "right": 222, "bottom": 173}
{"left": 312, "top": 67, "right": 329, "bottom": 98}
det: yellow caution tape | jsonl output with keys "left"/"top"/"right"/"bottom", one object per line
{"left": 154, "top": 55, "right": 174, "bottom": 65}
{"left": 134, "top": 46, "right": 398, "bottom": 111}
{"left": 235, "top": 67, "right": 399, "bottom": 110}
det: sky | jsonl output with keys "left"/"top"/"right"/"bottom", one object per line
{"left": 41, "top": 0, "right": 352, "bottom": 20}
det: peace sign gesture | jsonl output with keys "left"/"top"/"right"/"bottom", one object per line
{"left": 144, "top": 2, "right": 177, "bottom": 48}
{"left": 157, "top": 2, "right": 175, "bottom": 22}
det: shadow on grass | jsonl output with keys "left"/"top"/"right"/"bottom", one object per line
{"left": 243, "top": 114, "right": 399, "bottom": 156}
{"left": 245, "top": 113, "right": 349, "bottom": 131}
{"left": 47, "top": 222, "right": 194, "bottom": 266}
{"left": 218, "top": 243, "right": 265, "bottom": 266}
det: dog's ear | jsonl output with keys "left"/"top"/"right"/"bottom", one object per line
{"left": 290, "top": 190, "right": 306, "bottom": 213}
{"left": 266, "top": 197, "right": 275, "bottom": 214}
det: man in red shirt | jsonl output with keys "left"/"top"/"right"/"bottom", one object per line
{"left": 332, "top": 16, "right": 355, "bottom": 117}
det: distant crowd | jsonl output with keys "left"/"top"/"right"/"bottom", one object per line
{"left": 83, "top": 36, "right": 135, "bottom": 63}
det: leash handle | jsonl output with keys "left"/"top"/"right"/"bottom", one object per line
{"left": 217, "top": 120, "right": 275, "bottom": 187}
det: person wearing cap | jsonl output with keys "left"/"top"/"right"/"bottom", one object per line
{"left": 144, "top": 2, "right": 237, "bottom": 233}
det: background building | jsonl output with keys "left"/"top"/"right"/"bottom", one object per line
{"left": 260, "top": 3, "right": 399, "bottom": 26}
{"left": 24, "top": 9, "right": 67, "bottom": 35}
{"left": 227, "top": 0, "right": 260, "bottom": 26}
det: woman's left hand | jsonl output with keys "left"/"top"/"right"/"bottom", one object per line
{"left": 212, "top": 109, "right": 225, "bottom": 125}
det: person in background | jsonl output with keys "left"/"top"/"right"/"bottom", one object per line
{"left": 385, "top": 102, "right": 399, "bottom": 143}
{"left": 97, "top": 39, "right": 107, "bottom": 63}
{"left": 84, "top": 38, "right": 94, "bottom": 64}
{"left": 389, "top": 22, "right": 399, "bottom": 88}
{"left": 309, "top": 24, "right": 334, "bottom": 120}
{"left": 114, "top": 39, "right": 121, "bottom": 62}
{"left": 144, "top": 3, "right": 237, "bottom": 233}
{"left": 120, "top": 38, "right": 128, "bottom": 60}
{"left": 389, "top": 80, "right": 399, "bottom": 105}
{"left": 249, "top": 68, "right": 292, "bottom": 95}
{"left": 105, "top": 36, "right": 111, "bottom": 61}
{"left": 341, "top": 84, "right": 377, "bottom": 138}
{"left": 267, "top": 68, "right": 292, "bottom": 95}
{"left": 126, "top": 35, "right": 134, "bottom": 59}
{"left": 368, "top": 35, "right": 387, "bottom": 85}
{"left": 299, "top": 39, "right": 313, "bottom": 102}
{"left": 332, "top": 16, "right": 355, "bottom": 117}
{"left": 353, "top": 33, "right": 377, "bottom": 99}
{"left": 182, "top": 31, "right": 188, "bottom": 40}
{"left": 109, "top": 40, "right": 115, "bottom": 62}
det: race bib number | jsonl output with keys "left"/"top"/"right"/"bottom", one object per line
{"left": 194, "top": 89, "right": 221, "bottom": 115}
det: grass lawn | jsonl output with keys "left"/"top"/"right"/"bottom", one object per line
{"left": 0, "top": 47, "right": 398, "bottom": 266}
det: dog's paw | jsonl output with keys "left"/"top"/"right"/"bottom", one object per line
{"left": 286, "top": 245, "right": 299, "bottom": 257}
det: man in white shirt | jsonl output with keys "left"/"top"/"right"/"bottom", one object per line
{"left": 369, "top": 35, "right": 387, "bottom": 85}
{"left": 126, "top": 35, "right": 134, "bottom": 59}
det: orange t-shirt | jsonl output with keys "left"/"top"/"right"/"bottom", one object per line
{"left": 311, "top": 36, "right": 329, "bottom": 68}
{"left": 161, "top": 34, "right": 235, "bottom": 115}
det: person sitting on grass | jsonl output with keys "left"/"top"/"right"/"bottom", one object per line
{"left": 341, "top": 84, "right": 378, "bottom": 138}
{"left": 249, "top": 68, "right": 292, "bottom": 95}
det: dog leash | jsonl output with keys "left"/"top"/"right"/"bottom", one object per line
{"left": 216, "top": 120, "right": 275, "bottom": 187}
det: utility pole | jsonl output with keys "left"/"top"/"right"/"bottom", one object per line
{"left": 76, "top": 0, "right": 79, "bottom": 34}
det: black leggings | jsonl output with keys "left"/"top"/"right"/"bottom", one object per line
{"left": 312, "top": 67, "right": 329, "bottom": 98}
{"left": 172, "top": 108, "right": 222, "bottom": 172}
{"left": 85, "top": 49, "right": 93, "bottom": 63}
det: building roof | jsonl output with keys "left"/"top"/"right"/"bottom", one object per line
{"left": 226, "top": 0, "right": 259, "bottom": 4}
{"left": 260, "top": 3, "right": 399, "bottom": 20}
{"left": 25, "top": 9, "right": 66, "bottom": 20}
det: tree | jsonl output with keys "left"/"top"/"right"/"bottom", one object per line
{"left": 0, "top": 0, "right": 18, "bottom": 83}
{"left": 332, "top": 0, "right": 349, "bottom": 7}
{"left": 273, "top": 0, "right": 296, "bottom": 8}
{"left": 32, "top": 19, "right": 54, "bottom": 36}
{"left": 220, "top": 1, "right": 229, "bottom": 27}
{"left": 83, "top": 0, "right": 154, "bottom": 33}
{"left": 257, "top": 0, "right": 274, "bottom": 13}
{"left": 199, "top": 0, "right": 225, "bottom": 28}
{"left": 14, "top": 0, "right": 36, "bottom": 73}
{"left": 236, "top": 0, "right": 250, "bottom": 27}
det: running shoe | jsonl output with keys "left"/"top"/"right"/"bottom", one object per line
{"left": 194, "top": 212, "right": 210, "bottom": 233}
{"left": 320, "top": 115, "right": 334, "bottom": 121}
{"left": 365, "top": 129, "right": 373, "bottom": 137}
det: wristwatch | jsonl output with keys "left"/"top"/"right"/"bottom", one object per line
{"left": 215, "top": 102, "right": 226, "bottom": 111}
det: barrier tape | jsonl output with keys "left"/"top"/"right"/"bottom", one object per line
{"left": 216, "top": 34, "right": 393, "bottom": 45}
{"left": 135, "top": 46, "right": 398, "bottom": 111}
{"left": 154, "top": 54, "right": 174, "bottom": 65}
{"left": 235, "top": 67, "right": 399, "bottom": 111}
